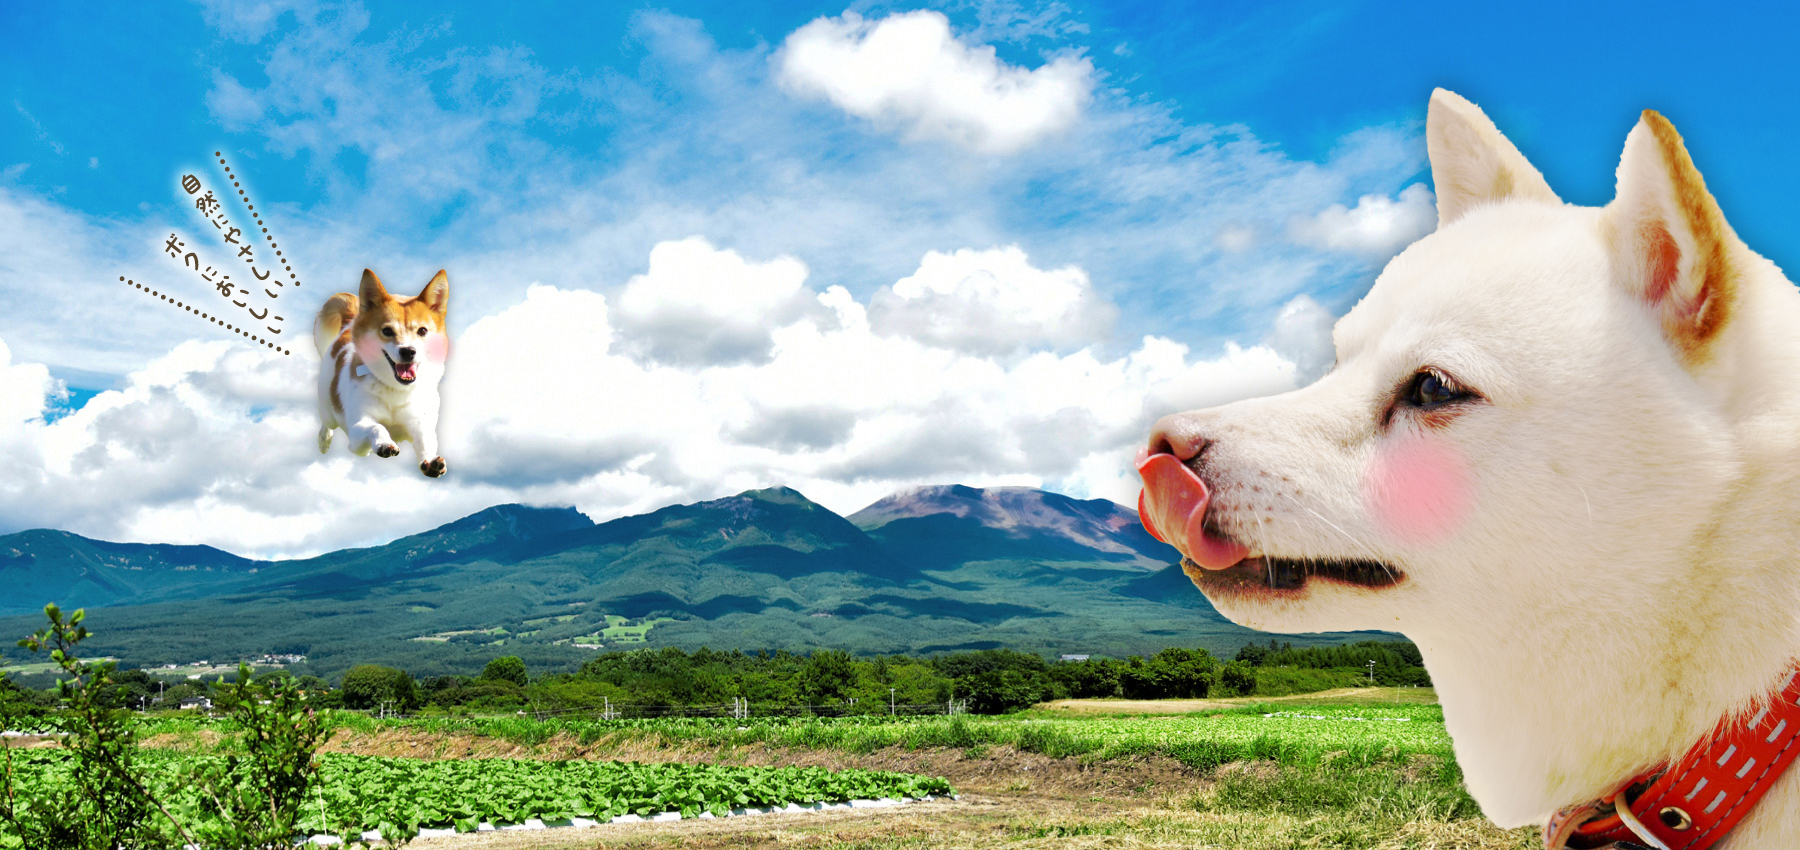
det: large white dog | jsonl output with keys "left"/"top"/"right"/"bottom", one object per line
{"left": 1137, "top": 89, "right": 1800, "bottom": 849}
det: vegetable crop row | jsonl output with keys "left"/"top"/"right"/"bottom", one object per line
{"left": 3, "top": 751, "right": 951, "bottom": 844}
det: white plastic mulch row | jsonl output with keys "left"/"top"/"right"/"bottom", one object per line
{"left": 305, "top": 795, "right": 946, "bottom": 845}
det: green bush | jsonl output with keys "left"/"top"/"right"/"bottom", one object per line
{"left": 0, "top": 606, "right": 342, "bottom": 850}
{"left": 338, "top": 665, "right": 419, "bottom": 713}
{"left": 478, "top": 656, "right": 528, "bottom": 688}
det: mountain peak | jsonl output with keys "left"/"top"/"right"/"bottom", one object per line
{"left": 849, "top": 484, "right": 1172, "bottom": 561}
{"left": 434, "top": 503, "right": 593, "bottom": 537}
{"left": 729, "top": 486, "right": 819, "bottom": 506}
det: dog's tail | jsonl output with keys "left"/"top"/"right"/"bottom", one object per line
{"left": 313, "top": 293, "right": 357, "bottom": 357}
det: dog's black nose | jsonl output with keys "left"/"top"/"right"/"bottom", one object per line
{"left": 397, "top": 347, "right": 416, "bottom": 362}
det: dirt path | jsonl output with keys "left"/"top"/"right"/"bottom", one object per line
{"left": 316, "top": 727, "right": 1205, "bottom": 800}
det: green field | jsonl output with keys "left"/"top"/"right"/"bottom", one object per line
{"left": 0, "top": 658, "right": 116, "bottom": 677}
{"left": 82, "top": 689, "right": 1535, "bottom": 849}
{"left": 3, "top": 750, "right": 948, "bottom": 843}
{"left": 552, "top": 615, "right": 678, "bottom": 648}
{"left": 308, "top": 702, "right": 1452, "bottom": 771}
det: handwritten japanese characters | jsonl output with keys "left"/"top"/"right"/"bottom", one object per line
{"left": 174, "top": 168, "right": 287, "bottom": 339}
{"left": 112, "top": 153, "right": 306, "bottom": 354}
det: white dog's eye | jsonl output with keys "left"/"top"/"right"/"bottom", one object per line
{"left": 1404, "top": 370, "right": 1472, "bottom": 410}
{"left": 382, "top": 327, "right": 396, "bottom": 338}
{"left": 417, "top": 328, "right": 428, "bottom": 337}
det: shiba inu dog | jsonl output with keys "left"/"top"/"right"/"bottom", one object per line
{"left": 314, "top": 269, "right": 450, "bottom": 478}
{"left": 1138, "top": 89, "right": 1800, "bottom": 847}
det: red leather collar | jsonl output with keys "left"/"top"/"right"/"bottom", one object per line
{"left": 1544, "top": 666, "right": 1800, "bottom": 850}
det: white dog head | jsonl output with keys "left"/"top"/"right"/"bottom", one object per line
{"left": 1140, "top": 88, "right": 1760, "bottom": 635}
{"left": 1136, "top": 89, "right": 1798, "bottom": 823}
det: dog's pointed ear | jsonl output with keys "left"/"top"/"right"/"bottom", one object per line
{"left": 417, "top": 270, "right": 448, "bottom": 315}
{"left": 1605, "top": 111, "right": 1737, "bottom": 364}
{"left": 358, "top": 269, "right": 389, "bottom": 310}
{"left": 1427, "top": 88, "right": 1560, "bottom": 226}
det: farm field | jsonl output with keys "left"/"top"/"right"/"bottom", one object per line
{"left": 1037, "top": 686, "right": 1440, "bottom": 715}
{"left": 119, "top": 687, "right": 1534, "bottom": 849}
{"left": 3, "top": 750, "right": 947, "bottom": 843}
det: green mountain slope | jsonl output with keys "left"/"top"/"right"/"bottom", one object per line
{"left": 0, "top": 530, "right": 270, "bottom": 615}
{"left": 0, "top": 486, "right": 1379, "bottom": 679}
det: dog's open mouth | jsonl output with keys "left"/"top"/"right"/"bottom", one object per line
{"left": 1182, "top": 554, "right": 1404, "bottom": 595}
{"left": 1136, "top": 448, "right": 1405, "bottom": 596}
{"left": 384, "top": 351, "right": 417, "bottom": 384}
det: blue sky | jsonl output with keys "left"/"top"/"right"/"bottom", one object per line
{"left": 0, "top": 0, "right": 1795, "bottom": 555}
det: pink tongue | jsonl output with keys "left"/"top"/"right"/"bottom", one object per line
{"left": 1135, "top": 449, "right": 1250, "bottom": 571}
{"left": 396, "top": 362, "right": 417, "bottom": 382}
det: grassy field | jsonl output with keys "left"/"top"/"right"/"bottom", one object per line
{"left": 123, "top": 687, "right": 1534, "bottom": 849}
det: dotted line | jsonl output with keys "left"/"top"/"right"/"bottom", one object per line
{"left": 121, "top": 276, "right": 290, "bottom": 355}
{"left": 216, "top": 151, "right": 300, "bottom": 289}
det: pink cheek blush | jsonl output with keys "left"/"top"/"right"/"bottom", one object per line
{"left": 354, "top": 337, "right": 384, "bottom": 364}
{"left": 1362, "top": 433, "right": 1475, "bottom": 547}
{"left": 424, "top": 332, "right": 449, "bottom": 363}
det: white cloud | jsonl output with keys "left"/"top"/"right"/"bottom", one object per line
{"left": 1213, "top": 223, "right": 1259, "bottom": 253}
{"left": 867, "top": 245, "right": 1114, "bottom": 356}
{"left": 195, "top": 0, "right": 312, "bottom": 43}
{"left": 776, "top": 10, "right": 1093, "bottom": 154}
{"left": 0, "top": 338, "right": 61, "bottom": 429}
{"left": 1289, "top": 183, "right": 1436, "bottom": 258}
{"left": 0, "top": 239, "right": 1305, "bottom": 557}
{"left": 611, "top": 237, "right": 814, "bottom": 366}
{"left": 1263, "top": 294, "right": 1336, "bottom": 384}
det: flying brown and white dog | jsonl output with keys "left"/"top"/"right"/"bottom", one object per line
{"left": 1138, "top": 90, "right": 1800, "bottom": 848}
{"left": 314, "top": 269, "right": 450, "bottom": 478}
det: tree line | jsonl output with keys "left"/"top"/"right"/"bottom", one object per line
{"left": 227, "top": 639, "right": 1429, "bottom": 716}
{"left": 3, "top": 636, "right": 1431, "bottom": 721}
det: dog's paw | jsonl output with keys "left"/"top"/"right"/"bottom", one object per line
{"left": 421, "top": 457, "right": 447, "bottom": 478}
{"left": 375, "top": 443, "right": 400, "bottom": 458}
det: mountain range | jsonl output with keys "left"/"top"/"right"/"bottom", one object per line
{"left": 0, "top": 485, "right": 1381, "bottom": 679}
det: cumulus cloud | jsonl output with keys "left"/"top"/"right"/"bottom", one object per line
{"left": 1289, "top": 183, "right": 1436, "bottom": 258}
{"left": 0, "top": 239, "right": 1308, "bottom": 557}
{"left": 1263, "top": 294, "right": 1336, "bottom": 384}
{"left": 611, "top": 237, "right": 816, "bottom": 366}
{"left": 867, "top": 246, "right": 1114, "bottom": 356}
{"left": 777, "top": 10, "right": 1093, "bottom": 154}
{"left": 0, "top": 338, "right": 61, "bottom": 429}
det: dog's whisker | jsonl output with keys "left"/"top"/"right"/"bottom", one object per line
{"left": 1296, "top": 502, "right": 1388, "bottom": 568}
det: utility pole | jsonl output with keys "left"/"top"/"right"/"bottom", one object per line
{"left": 1367, "top": 660, "right": 1376, "bottom": 685}
{"left": 890, "top": 688, "right": 896, "bottom": 717}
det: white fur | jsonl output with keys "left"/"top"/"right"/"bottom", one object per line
{"left": 315, "top": 346, "right": 443, "bottom": 464}
{"left": 1149, "top": 89, "right": 1800, "bottom": 842}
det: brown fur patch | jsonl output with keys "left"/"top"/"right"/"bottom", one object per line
{"left": 1641, "top": 110, "right": 1736, "bottom": 365}
{"left": 328, "top": 348, "right": 345, "bottom": 417}
{"left": 1487, "top": 166, "right": 1513, "bottom": 203}
{"left": 350, "top": 269, "right": 449, "bottom": 345}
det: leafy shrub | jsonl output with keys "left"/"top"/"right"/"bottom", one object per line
{"left": 338, "top": 665, "right": 419, "bottom": 713}
{"left": 478, "top": 656, "right": 528, "bottom": 687}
